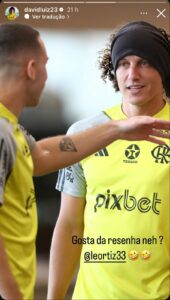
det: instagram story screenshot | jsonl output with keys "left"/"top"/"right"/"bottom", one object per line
{"left": 0, "top": 0, "right": 169, "bottom": 299}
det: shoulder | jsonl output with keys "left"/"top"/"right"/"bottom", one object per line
{"left": 0, "top": 119, "right": 16, "bottom": 182}
{"left": 0, "top": 118, "right": 15, "bottom": 144}
{"left": 67, "top": 111, "right": 111, "bottom": 134}
{"left": 0, "top": 118, "right": 13, "bottom": 134}
{"left": 19, "top": 124, "right": 36, "bottom": 151}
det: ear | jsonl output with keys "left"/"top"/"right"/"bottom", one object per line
{"left": 26, "top": 59, "right": 37, "bottom": 80}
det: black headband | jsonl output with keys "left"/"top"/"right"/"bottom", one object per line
{"left": 111, "top": 21, "right": 170, "bottom": 94}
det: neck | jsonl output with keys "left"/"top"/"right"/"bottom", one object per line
{"left": 0, "top": 81, "right": 26, "bottom": 118}
{"left": 122, "top": 97, "right": 165, "bottom": 117}
{"left": 0, "top": 98, "right": 24, "bottom": 118}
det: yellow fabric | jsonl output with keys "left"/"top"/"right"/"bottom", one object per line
{"left": 7, "top": 12, "right": 16, "bottom": 20}
{"left": 0, "top": 103, "right": 37, "bottom": 299}
{"left": 73, "top": 103, "right": 170, "bottom": 299}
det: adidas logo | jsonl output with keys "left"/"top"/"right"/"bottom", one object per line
{"left": 95, "top": 148, "right": 109, "bottom": 157}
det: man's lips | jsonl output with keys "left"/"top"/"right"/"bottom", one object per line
{"left": 127, "top": 84, "right": 145, "bottom": 90}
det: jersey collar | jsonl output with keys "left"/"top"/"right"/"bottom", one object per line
{"left": 0, "top": 103, "right": 18, "bottom": 125}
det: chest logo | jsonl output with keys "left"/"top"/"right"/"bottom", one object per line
{"left": 124, "top": 144, "right": 140, "bottom": 163}
{"left": 151, "top": 144, "right": 170, "bottom": 164}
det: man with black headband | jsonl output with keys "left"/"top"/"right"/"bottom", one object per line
{"left": 111, "top": 21, "right": 170, "bottom": 98}
{"left": 48, "top": 21, "right": 170, "bottom": 300}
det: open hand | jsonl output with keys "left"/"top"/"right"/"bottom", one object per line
{"left": 117, "top": 116, "right": 170, "bottom": 145}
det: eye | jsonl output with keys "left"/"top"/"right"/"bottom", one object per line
{"left": 140, "top": 59, "right": 150, "bottom": 67}
{"left": 117, "top": 60, "right": 129, "bottom": 68}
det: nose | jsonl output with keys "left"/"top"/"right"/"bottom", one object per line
{"left": 127, "top": 65, "right": 140, "bottom": 80}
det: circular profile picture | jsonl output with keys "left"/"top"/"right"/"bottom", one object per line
{"left": 5, "top": 6, "right": 19, "bottom": 21}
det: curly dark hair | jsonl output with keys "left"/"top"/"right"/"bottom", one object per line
{"left": 98, "top": 24, "right": 170, "bottom": 97}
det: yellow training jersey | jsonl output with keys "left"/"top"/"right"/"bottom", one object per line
{"left": 57, "top": 102, "right": 170, "bottom": 299}
{"left": 0, "top": 103, "right": 37, "bottom": 299}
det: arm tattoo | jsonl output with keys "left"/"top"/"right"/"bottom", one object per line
{"left": 59, "top": 137, "right": 77, "bottom": 152}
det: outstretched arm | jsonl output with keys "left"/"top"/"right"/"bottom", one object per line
{"left": 32, "top": 116, "right": 170, "bottom": 176}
